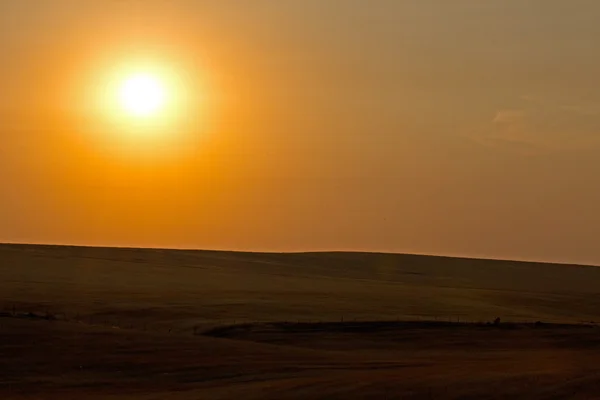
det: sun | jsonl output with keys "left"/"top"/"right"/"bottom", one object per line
{"left": 118, "top": 73, "right": 166, "bottom": 117}
{"left": 84, "top": 55, "right": 212, "bottom": 158}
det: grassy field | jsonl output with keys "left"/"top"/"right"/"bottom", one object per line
{"left": 2, "top": 243, "right": 600, "bottom": 398}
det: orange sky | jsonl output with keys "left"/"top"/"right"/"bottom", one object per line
{"left": 2, "top": 1, "right": 600, "bottom": 264}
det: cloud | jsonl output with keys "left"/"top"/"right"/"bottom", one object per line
{"left": 468, "top": 97, "right": 600, "bottom": 155}
{"left": 468, "top": 119, "right": 542, "bottom": 156}
{"left": 468, "top": 109, "right": 546, "bottom": 155}
{"left": 492, "top": 109, "right": 526, "bottom": 124}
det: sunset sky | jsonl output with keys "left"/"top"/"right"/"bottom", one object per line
{"left": 2, "top": 1, "right": 600, "bottom": 265}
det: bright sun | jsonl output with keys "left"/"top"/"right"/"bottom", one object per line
{"left": 87, "top": 57, "right": 210, "bottom": 156}
{"left": 118, "top": 73, "right": 166, "bottom": 117}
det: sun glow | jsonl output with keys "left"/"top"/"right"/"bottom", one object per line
{"left": 74, "top": 52, "right": 214, "bottom": 160}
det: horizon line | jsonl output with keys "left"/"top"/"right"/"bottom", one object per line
{"left": 1, "top": 241, "right": 597, "bottom": 269}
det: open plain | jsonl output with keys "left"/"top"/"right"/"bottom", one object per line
{"left": 2, "top": 243, "right": 600, "bottom": 399}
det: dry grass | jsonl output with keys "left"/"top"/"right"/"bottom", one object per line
{"left": 1, "top": 243, "right": 600, "bottom": 398}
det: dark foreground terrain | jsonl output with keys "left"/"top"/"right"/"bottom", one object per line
{"left": 2, "top": 317, "right": 600, "bottom": 399}
{"left": 1, "top": 244, "right": 600, "bottom": 398}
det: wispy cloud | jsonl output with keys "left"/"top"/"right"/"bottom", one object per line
{"left": 492, "top": 109, "right": 526, "bottom": 124}
{"left": 468, "top": 96, "right": 600, "bottom": 155}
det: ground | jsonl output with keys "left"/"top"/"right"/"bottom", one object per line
{"left": 1, "top": 244, "right": 600, "bottom": 399}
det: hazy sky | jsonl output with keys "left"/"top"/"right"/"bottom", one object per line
{"left": 2, "top": 1, "right": 600, "bottom": 264}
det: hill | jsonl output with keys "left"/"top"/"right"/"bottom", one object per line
{"left": 1, "top": 243, "right": 599, "bottom": 327}
{"left": 2, "top": 243, "right": 600, "bottom": 398}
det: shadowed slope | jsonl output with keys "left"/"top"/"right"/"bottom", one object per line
{"left": 1, "top": 243, "right": 600, "bottom": 328}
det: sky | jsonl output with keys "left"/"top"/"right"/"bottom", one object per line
{"left": 2, "top": 0, "right": 600, "bottom": 265}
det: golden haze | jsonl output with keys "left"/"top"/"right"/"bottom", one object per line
{"left": 2, "top": 2, "right": 600, "bottom": 264}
